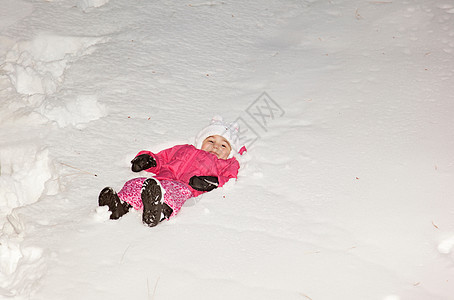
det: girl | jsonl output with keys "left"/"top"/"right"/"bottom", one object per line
{"left": 98, "top": 116, "right": 243, "bottom": 227}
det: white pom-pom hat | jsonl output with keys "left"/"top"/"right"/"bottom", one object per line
{"left": 195, "top": 115, "right": 240, "bottom": 158}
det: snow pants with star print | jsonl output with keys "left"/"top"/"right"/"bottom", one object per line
{"left": 117, "top": 177, "right": 193, "bottom": 219}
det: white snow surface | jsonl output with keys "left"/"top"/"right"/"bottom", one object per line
{"left": 1, "top": 0, "right": 453, "bottom": 299}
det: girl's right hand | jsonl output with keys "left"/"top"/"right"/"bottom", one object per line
{"left": 131, "top": 154, "right": 157, "bottom": 172}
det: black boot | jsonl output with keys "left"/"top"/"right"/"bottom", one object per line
{"left": 141, "top": 178, "right": 163, "bottom": 227}
{"left": 162, "top": 203, "right": 173, "bottom": 221}
{"left": 98, "top": 187, "right": 131, "bottom": 220}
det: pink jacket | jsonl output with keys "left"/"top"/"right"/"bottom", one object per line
{"left": 136, "top": 144, "right": 240, "bottom": 197}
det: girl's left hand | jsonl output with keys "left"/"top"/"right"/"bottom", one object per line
{"left": 189, "top": 176, "right": 219, "bottom": 191}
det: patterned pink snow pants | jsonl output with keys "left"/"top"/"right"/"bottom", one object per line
{"left": 117, "top": 177, "right": 193, "bottom": 218}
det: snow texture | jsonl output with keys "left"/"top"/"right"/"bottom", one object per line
{"left": 0, "top": 0, "right": 453, "bottom": 299}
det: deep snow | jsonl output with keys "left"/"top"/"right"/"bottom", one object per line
{"left": 1, "top": 0, "right": 454, "bottom": 299}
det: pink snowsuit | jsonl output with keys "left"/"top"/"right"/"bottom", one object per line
{"left": 117, "top": 144, "right": 240, "bottom": 218}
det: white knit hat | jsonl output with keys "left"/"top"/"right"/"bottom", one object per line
{"left": 195, "top": 115, "right": 240, "bottom": 158}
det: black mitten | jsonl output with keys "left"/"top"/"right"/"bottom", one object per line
{"left": 131, "top": 154, "right": 157, "bottom": 172}
{"left": 189, "top": 176, "right": 219, "bottom": 191}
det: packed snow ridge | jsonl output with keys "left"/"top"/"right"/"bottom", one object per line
{"left": 1, "top": 27, "right": 110, "bottom": 297}
{"left": 3, "top": 34, "right": 108, "bottom": 96}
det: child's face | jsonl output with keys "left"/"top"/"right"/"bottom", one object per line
{"left": 201, "top": 135, "right": 232, "bottom": 160}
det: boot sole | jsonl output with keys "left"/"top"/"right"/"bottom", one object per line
{"left": 141, "top": 178, "right": 163, "bottom": 227}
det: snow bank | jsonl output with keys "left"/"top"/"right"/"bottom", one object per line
{"left": 2, "top": 34, "right": 108, "bottom": 95}
{"left": 0, "top": 146, "right": 58, "bottom": 216}
{"left": 0, "top": 231, "right": 45, "bottom": 299}
{"left": 0, "top": 144, "right": 52, "bottom": 299}
{"left": 0, "top": 28, "right": 76, "bottom": 299}
{"left": 41, "top": 94, "right": 107, "bottom": 128}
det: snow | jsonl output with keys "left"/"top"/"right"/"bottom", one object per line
{"left": 0, "top": 0, "right": 453, "bottom": 299}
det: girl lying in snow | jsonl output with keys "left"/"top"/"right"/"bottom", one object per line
{"left": 98, "top": 116, "right": 244, "bottom": 227}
